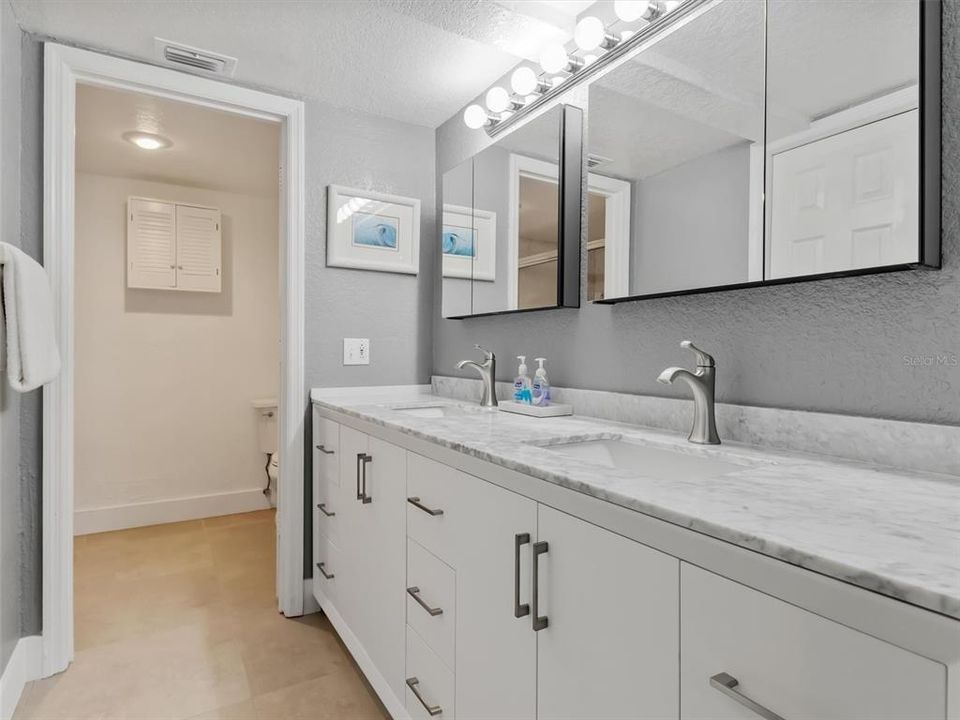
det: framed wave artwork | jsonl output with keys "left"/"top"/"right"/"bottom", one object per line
{"left": 326, "top": 185, "right": 421, "bottom": 274}
{"left": 442, "top": 204, "right": 497, "bottom": 281}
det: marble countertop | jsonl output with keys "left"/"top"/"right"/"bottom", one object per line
{"left": 311, "top": 385, "right": 960, "bottom": 620}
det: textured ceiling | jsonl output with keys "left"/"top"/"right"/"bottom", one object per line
{"left": 9, "top": 0, "right": 578, "bottom": 128}
{"left": 76, "top": 83, "right": 280, "bottom": 196}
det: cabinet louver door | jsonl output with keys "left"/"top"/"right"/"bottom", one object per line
{"left": 175, "top": 204, "right": 222, "bottom": 292}
{"left": 127, "top": 198, "right": 177, "bottom": 289}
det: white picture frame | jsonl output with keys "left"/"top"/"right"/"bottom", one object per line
{"left": 442, "top": 203, "right": 497, "bottom": 281}
{"left": 327, "top": 185, "right": 421, "bottom": 275}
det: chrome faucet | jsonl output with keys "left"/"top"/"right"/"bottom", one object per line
{"left": 456, "top": 344, "right": 498, "bottom": 408}
{"left": 657, "top": 340, "right": 720, "bottom": 445}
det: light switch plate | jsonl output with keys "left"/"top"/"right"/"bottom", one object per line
{"left": 343, "top": 338, "right": 370, "bottom": 366}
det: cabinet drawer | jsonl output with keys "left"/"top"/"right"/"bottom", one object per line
{"left": 680, "top": 564, "right": 946, "bottom": 720}
{"left": 406, "top": 626, "right": 455, "bottom": 720}
{"left": 312, "top": 536, "right": 340, "bottom": 607}
{"left": 313, "top": 480, "right": 340, "bottom": 545}
{"left": 407, "top": 538, "right": 456, "bottom": 670}
{"left": 407, "top": 453, "right": 459, "bottom": 566}
{"left": 312, "top": 412, "right": 340, "bottom": 487}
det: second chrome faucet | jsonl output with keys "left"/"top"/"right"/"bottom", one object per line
{"left": 658, "top": 340, "right": 720, "bottom": 445}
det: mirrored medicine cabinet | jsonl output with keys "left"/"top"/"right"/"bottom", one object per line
{"left": 441, "top": 105, "right": 583, "bottom": 319}
{"left": 586, "top": 0, "right": 940, "bottom": 302}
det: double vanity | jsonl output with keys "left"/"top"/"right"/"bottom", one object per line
{"left": 309, "top": 383, "right": 959, "bottom": 720}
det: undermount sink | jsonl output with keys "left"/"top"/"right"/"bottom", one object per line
{"left": 387, "top": 402, "right": 477, "bottom": 418}
{"left": 540, "top": 437, "right": 750, "bottom": 482}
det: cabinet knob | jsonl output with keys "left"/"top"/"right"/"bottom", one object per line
{"left": 406, "top": 677, "right": 442, "bottom": 716}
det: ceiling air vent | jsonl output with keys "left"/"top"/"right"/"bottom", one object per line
{"left": 587, "top": 153, "right": 614, "bottom": 170}
{"left": 154, "top": 38, "right": 238, "bottom": 77}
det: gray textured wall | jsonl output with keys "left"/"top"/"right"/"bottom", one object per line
{"left": 433, "top": 5, "right": 959, "bottom": 426}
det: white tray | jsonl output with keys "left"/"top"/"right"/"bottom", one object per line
{"left": 498, "top": 401, "right": 573, "bottom": 418}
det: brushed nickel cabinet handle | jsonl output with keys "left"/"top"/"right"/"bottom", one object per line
{"left": 355, "top": 453, "right": 365, "bottom": 500}
{"left": 709, "top": 673, "right": 786, "bottom": 720}
{"left": 514, "top": 533, "right": 530, "bottom": 618}
{"left": 406, "top": 677, "right": 442, "bottom": 716}
{"left": 360, "top": 454, "right": 373, "bottom": 504}
{"left": 407, "top": 586, "right": 443, "bottom": 616}
{"left": 532, "top": 540, "right": 548, "bottom": 631}
{"left": 316, "top": 562, "right": 334, "bottom": 580}
{"left": 317, "top": 503, "right": 335, "bottom": 517}
{"left": 316, "top": 444, "right": 335, "bottom": 455}
{"left": 407, "top": 496, "right": 444, "bottom": 516}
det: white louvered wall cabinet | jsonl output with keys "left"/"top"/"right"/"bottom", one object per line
{"left": 127, "top": 197, "right": 222, "bottom": 292}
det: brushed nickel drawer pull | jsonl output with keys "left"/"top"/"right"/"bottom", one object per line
{"left": 407, "top": 496, "right": 444, "bottom": 516}
{"left": 316, "top": 444, "right": 335, "bottom": 455}
{"left": 360, "top": 454, "right": 373, "bottom": 504}
{"left": 514, "top": 533, "right": 530, "bottom": 618}
{"left": 407, "top": 586, "right": 443, "bottom": 616}
{"left": 709, "top": 673, "right": 786, "bottom": 720}
{"left": 317, "top": 503, "right": 335, "bottom": 517}
{"left": 316, "top": 562, "right": 334, "bottom": 580}
{"left": 406, "top": 677, "right": 442, "bottom": 716}
{"left": 532, "top": 540, "right": 548, "bottom": 631}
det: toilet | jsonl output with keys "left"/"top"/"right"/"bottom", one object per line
{"left": 252, "top": 398, "right": 279, "bottom": 503}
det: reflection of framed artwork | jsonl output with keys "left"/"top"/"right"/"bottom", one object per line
{"left": 442, "top": 204, "right": 497, "bottom": 281}
{"left": 327, "top": 185, "right": 420, "bottom": 274}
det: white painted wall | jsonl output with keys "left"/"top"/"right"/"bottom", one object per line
{"left": 74, "top": 173, "right": 279, "bottom": 533}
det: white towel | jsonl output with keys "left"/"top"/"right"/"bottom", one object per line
{"left": 0, "top": 242, "right": 60, "bottom": 392}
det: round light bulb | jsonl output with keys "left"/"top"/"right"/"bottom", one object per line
{"left": 463, "top": 104, "right": 488, "bottom": 129}
{"left": 583, "top": 54, "right": 598, "bottom": 66}
{"left": 620, "top": 29, "right": 635, "bottom": 41}
{"left": 574, "top": 16, "right": 606, "bottom": 51}
{"left": 614, "top": 0, "right": 648, "bottom": 22}
{"left": 539, "top": 43, "right": 570, "bottom": 74}
{"left": 485, "top": 86, "right": 511, "bottom": 113}
{"left": 511, "top": 66, "right": 539, "bottom": 96}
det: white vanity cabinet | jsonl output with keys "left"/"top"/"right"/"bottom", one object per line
{"left": 680, "top": 564, "right": 947, "bottom": 720}
{"left": 536, "top": 505, "right": 679, "bottom": 720}
{"left": 311, "top": 404, "right": 957, "bottom": 720}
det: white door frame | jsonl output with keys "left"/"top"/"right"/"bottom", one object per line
{"left": 42, "top": 43, "right": 306, "bottom": 677}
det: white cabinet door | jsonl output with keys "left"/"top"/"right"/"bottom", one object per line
{"left": 127, "top": 198, "right": 177, "bottom": 289}
{"left": 536, "top": 505, "right": 679, "bottom": 720}
{"left": 453, "top": 471, "right": 538, "bottom": 720}
{"left": 175, "top": 204, "right": 222, "bottom": 292}
{"left": 769, "top": 110, "right": 918, "bottom": 278}
{"left": 336, "top": 426, "right": 407, "bottom": 701}
{"left": 680, "top": 563, "right": 946, "bottom": 720}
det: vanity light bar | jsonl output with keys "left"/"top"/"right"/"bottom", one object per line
{"left": 465, "top": 0, "right": 707, "bottom": 138}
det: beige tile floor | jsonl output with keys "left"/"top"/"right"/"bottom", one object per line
{"left": 15, "top": 510, "right": 389, "bottom": 720}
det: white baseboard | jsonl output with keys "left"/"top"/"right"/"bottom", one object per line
{"left": 75, "top": 488, "right": 272, "bottom": 535}
{"left": 302, "top": 579, "right": 320, "bottom": 615}
{"left": 0, "top": 635, "right": 42, "bottom": 720}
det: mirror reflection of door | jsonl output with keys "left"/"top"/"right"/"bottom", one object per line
{"left": 765, "top": 0, "right": 920, "bottom": 280}
{"left": 515, "top": 163, "right": 559, "bottom": 310}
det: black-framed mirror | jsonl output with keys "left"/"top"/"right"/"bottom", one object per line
{"left": 585, "top": 0, "right": 940, "bottom": 303}
{"left": 441, "top": 104, "right": 583, "bottom": 319}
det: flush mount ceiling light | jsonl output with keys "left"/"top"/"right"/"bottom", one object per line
{"left": 463, "top": 0, "right": 695, "bottom": 134}
{"left": 122, "top": 131, "right": 172, "bottom": 150}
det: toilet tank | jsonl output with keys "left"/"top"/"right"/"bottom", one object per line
{"left": 252, "top": 398, "right": 278, "bottom": 455}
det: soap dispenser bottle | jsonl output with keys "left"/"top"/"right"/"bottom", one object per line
{"left": 532, "top": 358, "right": 550, "bottom": 406}
{"left": 513, "top": 356, "right": 532, "bottom": 404}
